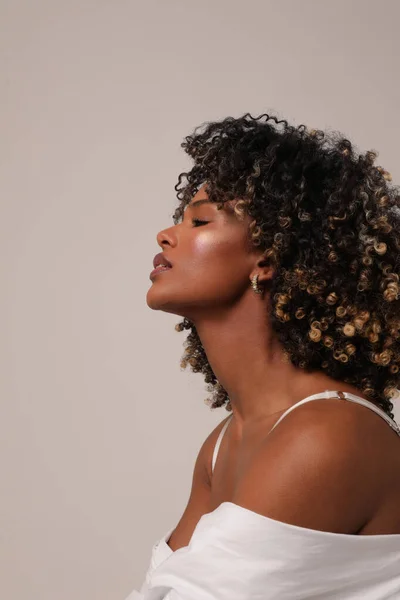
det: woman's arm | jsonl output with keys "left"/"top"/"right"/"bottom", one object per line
{"left": 166, "top": 416, "right": 231, "bottom": 551}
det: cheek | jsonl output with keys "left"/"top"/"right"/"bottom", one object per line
{"left": 191, "top": 231, "right": 249, "bottom": 279}
{"left": 192, "top": 231, "right": 219, "bottom": 261}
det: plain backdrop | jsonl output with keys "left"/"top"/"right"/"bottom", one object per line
{"left": 1, "top": 1, "right": 399, "bottom": 598}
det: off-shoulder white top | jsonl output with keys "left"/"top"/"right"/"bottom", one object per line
{"left": 126, "top": 390, "right": 400, "bottom": 599}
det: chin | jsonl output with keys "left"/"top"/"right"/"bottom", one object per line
{"left": 146, "top": 288, "right": 165, "bottom": 311}
{"left": 146, "top": 288, "right": 179, "bottom": 315}
{"left": 147, "top": 290, "right": 200, "bottom": 322}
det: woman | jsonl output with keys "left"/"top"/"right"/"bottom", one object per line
{"left": 128, "top": 113, "right": 400, "bottom": 599}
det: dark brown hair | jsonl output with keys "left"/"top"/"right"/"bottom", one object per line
{"left": 172, "top": 113, "right": 400, "bottom": 419}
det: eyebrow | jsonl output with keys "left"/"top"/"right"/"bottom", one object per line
{"left": 185, "top": 199, "right": 212, "bottom": 211}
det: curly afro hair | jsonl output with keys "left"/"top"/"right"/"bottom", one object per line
{"left": 171, "top": 113, "right": 400, "bottom": 419}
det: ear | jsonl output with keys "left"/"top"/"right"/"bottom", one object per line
{"left": 251, "top": 252, "right": 275, "bottom": 285}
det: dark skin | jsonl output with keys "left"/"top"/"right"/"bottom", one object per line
{"left": 146, "top": 184, "right": 400, "bottom": 551}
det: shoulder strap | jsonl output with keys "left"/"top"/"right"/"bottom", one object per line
{"left": 212, "top": 416, "right": 233, "bottom": 474}
{"left": 269, "top": 390, "right": 400, "bottom": 436}
{"left": 211, "top": 390, "right": 400, "bottom": 475}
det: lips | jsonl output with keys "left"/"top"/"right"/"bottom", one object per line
{"left": 150, "top": 264, "right": 173, "bottom": 280}
{"left": 153, "top": 252, "right": 173, "bottom": 269}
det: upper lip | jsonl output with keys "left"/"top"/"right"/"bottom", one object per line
{"left": 153, "top": 253, "right": 173, "bottom": 269}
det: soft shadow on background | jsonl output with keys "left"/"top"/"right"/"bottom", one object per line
{"left": 1, "top": 1, "right": 399, "bottom": 598}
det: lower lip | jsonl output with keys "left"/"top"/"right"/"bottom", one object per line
{"left": 150, "top": 266, "right": 172, "bottom": 279}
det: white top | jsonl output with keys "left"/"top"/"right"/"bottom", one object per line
{"left": 126, "top": 390, "right": 400, "bottom": 600}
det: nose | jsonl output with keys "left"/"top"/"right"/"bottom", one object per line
{"left": 156, "top": 225, "right": 174, "bottom": 249}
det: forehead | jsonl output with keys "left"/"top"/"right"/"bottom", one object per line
{"left": 186, "top": 184, "right": 210, "bottom": 208}
{"left": 186, "top": 186, "right": 239, "bottom": 214}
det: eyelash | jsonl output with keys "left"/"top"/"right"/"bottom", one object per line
{"left": 192, "top": 219, "right": 209, "bottom": 227}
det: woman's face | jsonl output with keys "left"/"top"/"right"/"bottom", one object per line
{"left": 146, "top": 184, "right": 260, "bottom": 320}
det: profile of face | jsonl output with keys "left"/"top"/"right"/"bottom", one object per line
{"left": 146, "top": 184, "right": 263, "bottom": 321}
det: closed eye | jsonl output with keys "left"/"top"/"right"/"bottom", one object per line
{"left": 192, "top": 219, "right": 209, "bottom": 227}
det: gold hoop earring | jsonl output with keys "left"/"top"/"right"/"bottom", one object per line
{"left": 251, "top": 274, "right": 263, "bottom": 294}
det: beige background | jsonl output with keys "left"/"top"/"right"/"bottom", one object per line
{"left": 1, "top": 1, "right": 399, "bottom": 598}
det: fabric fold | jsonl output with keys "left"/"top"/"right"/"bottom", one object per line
{"left": 133, "top": 502, "right": 400, "bottom": 600}
{"left": 125, "top": 527, "right": 175, "bottom": 600}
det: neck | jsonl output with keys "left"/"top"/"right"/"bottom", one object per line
{"left": 192, "top": 290, "right": 338, "bottom": 427}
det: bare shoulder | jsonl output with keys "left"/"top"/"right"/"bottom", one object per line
{"left": 233, "top": 398, "right": 399, "bottom": 534}
{"left": 266, "top": 396, "right": 400, "bottom": 456}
